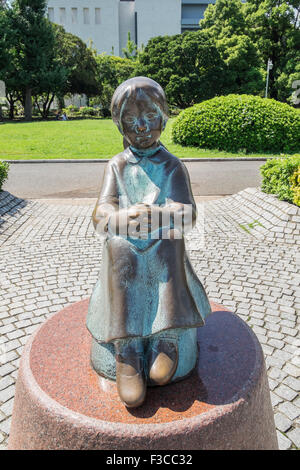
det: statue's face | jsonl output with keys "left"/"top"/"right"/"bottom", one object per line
{"left": 120, "top": 90, "right": 163, "bottom": 149}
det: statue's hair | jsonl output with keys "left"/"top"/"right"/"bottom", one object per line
{"left": 111, "top": 77, "right": 169, "bottom": 127}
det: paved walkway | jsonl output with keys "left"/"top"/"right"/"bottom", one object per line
{"left": 0, "top": 189, "right": 299, "bottom": 450}
{"left": 3, "top": 159, "right": 263, "bottom": 198}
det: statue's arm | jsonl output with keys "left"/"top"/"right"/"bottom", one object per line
{"left": 93, "top": 162, "right": 144, "bottom": 237}
{"left": 165, "top": 161, "right": 197, "bottom": 228}
{"left": 92, "top": 162, "right": 119, "bottom": 234}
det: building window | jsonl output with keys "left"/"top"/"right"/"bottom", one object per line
{"left": 71, "top": 8, "right": 78, "bottom": 24}
{"left": 95, "top": 8, "right": 101, "bottom": 25}
{"left": 59, "top": 8, "right": 66, "bottom": 24}
{"left": 48, "top": 8, "right": 54, "bottom": 22}
{"left": 83, "top": 8, "right": 90, "bottom": 25}
{"left": 181, "top": 4, "right": 207, "bottom": 30}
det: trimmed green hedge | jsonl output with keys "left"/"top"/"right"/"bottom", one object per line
{"left": 62, "top": 106, "right": 101, "bottom": 118}
{"left": 172, "top": 95, "right": 300, "bottom": 153}
{"left": 0, "top": 161, "right": 9, "bottom": 190}
{"left": 260, "top": 157, "right": 300, "bottom": 206}
{"left": 291, "top": 167, "right": 300, "bottom": 207}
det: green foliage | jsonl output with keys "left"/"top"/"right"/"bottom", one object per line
{"left": 0, "top": 4, "right": 14, "bottom": 79}
{"left": 0, "top": 160, "right": 9, "bottom": 190}
{"left": 122, "top": 32, "right": 144, "bottom": 60}
{"left": 62, "top": 106, "right": 101, "bottom": 118}
{"left": 200, "top": 0, "right": 300, "bottom": 103}
{"left": 200, "top": 0, "right": 264, "bottom": 96}
{"left": 290, "top": 166, "right": 300, "bottom": 206}
{"left": 0, "top": 0, "right": 67, "bottom": 120}
{"left": 5, "top": 0, "right": 67, "bottom": 120}
{"left": 65, "top": 105, "right": 79, "bottom": 113}
{"left": 53, "top": 25, "right": 100, "bottom": 99}
{"left": 200, "top": 0, "right": 247, "bottom": 38}
{"left": 215, "top": 35, "right": 264, "bottom": 95}
{"left": 243, "top": 0, "right": 300, "bottom": 102}
{"left": 78, "top": 106, "right": 98, "bottom": 117}
{"left": 0, "top": 5, "right": 99, "bottom": 120}
{"left": 172, "top": 94, "right": 300, "bottom": 153}
{"left": 260, "top": 156, "right": 300, "bottom": 206}
{"left": 94, "top": 54, "right": 135, "bottom": 116}
{"left": 135, "top": 31, "right": 225, "bottom": 108}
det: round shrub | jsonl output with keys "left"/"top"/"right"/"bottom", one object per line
{"left": 0, "top": 161, "right": 9, "bottom": 191}
{"left": 172, "top": 95, "right": 300, "bottom": 153}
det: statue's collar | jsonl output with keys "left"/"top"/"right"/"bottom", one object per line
{"left": 127, "top": 144, "right": 163, "bottom": 164}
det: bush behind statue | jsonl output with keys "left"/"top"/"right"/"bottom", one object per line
{"left": 290, "top": 167, "right": 300, "bottom": 207}
{"left": 0, "top": 161, "right": 9, "bottom": 191}
{"left": 260, "top": 157, "right": 300, "bottom": 207}
{"left": 172, "top": 95, "right": 300, "bottom": 154}
{"left": 62, "top": 106, "right": 101, "bottom": 118}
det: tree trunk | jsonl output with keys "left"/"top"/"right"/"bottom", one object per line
{"left": 7, "top": 95, "right": 14, "bottom": 120}
{"left": 45, "top": 94, "right": 55, "bottom": 119}
{"left": 24, "top": 87, "right": 32, "bottom": 121}
{"left": 57, "top": 94, "right": 65, "bottom": 110}
{"left": 9, "top": 103, "right": 14, "bottom": 120}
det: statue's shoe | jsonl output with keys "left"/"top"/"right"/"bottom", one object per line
{"left": 116, "top": 354, "right": 146, "bottom": 408}
{"left": 149, "top": 340, "right": 178, "bottom": 386}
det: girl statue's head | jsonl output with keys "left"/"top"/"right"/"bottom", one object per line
{"left": 111, "top": 77, "right": 169, "bottom": 150}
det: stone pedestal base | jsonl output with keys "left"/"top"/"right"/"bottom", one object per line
{"left": 8, "top": 299, "right": 278, "bottom": 450}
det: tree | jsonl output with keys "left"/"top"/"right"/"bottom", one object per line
{"left": 0, "top": 4, "right": 100, "bottom": 120}
{"left": 2, "top": 0, "right": 67, "bottom": 120}
{"left": 53, "top": 25, "right": 101, "bottom": 103}
{"left": 216, "top": 35, "right": 264, "bottom": 95}
{"left": 135, "top": 31, "right": 225, "bottom": 108}
{"left": 0, "top": 2, "right": 19, "bottom": 119}
{"left": 93, "top": 54, "right": 135, "bottom": 116}
{"left": 244, "top": 0, "right": 300, "bottom": 101}
{"left": 200, "top": 0, "right": 300, "bottom": 102}
{"left": 200, "top": 0, "right": 264, "bottom": 96}
{"left": 200, "top": 0, "right": 247, "bottom": 37}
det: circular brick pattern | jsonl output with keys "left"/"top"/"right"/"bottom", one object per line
{"left": 8, "top": 300, "right": 277, "bottom": 450}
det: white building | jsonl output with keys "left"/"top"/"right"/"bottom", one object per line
{"left": 47, "top": 0, "right": 216, "bottom": 56}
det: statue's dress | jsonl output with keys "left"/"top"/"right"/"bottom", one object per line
{"left": 87, "top": 147, "right": 211, "bottom": 344}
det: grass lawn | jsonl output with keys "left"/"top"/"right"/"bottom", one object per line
{"left": 0, "top": 118, "right": 297, "bottom": 160}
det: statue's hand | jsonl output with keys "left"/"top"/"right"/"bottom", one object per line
{"left": 108, "top": 203, "right": 190, "bottom": 239}
{"left": 127, "top": 204, "right": 151, "bottom": 218}
{"left": 108, "top": 205, "right": 151, "bottom": 237}
{"left": 150, "top": 203, "right": 193, "bottom": 238}
{"left": 127, "top": 204, "right": 152, "bottom": 239}
{"left": 126, "top": 204, "right": 186, "bottom": 238}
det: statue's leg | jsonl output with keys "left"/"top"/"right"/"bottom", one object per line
{"left": 147, "top": 330, "right": 179, "bottom": 386}
{"left": 155, "top": 239, "right": 200, "bottom": 327}
{"left": 146, "top": 329, "right": 198, "bottom": 385}
{"left": 114, "top": 337, "right": 146, "bottom": 408}
{"left": 106, "top": 238, "right": 139, "bottom": 339}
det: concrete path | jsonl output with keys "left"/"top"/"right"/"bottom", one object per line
{"left": 3, "top": 159, "right": 265, "bottom": 199}
{"left": 0, "top": 189, "right": 299, "bottom": 450}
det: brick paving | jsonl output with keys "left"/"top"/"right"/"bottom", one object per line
{"left": 0, "top": 188, "right": 299, "bottom": 450}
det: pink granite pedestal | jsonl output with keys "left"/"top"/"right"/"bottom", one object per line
{"left": 8, "top": 299, "right": 278, "bottom": 450}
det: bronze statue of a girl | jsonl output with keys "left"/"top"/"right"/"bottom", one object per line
{"left": 87, "top": 77, "right": 211, "bottom": 408}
